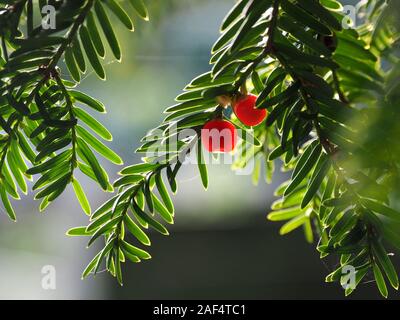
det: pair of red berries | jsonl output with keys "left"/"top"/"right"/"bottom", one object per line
{"left": 201, "top": 94, "right": 267, "bottom": 153}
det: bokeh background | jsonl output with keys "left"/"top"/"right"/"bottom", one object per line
{"left": 0, "top": 0, "right": 398, "bottom": 299}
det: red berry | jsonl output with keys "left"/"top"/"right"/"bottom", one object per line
{"left": 201, "top": 119, "right": 237, "bottom": 153}
{"left": 233, "top": 94, "right": 267, "bottom": 126}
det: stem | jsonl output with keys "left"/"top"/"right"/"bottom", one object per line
{"left": 274, "top": 51, "right": 337, "bottom": 154}
{"left": 27, "top": 0, "right": 94, "bottom": 102}
{"left": 0, "top": 0, "right": 94, "bottom": 177}
{"left": 233, "top": 0, "right": 280, "bottom": 91}
{"left": 271, "top": 33, "right": 372, "bottom": 244}
{"left": 48, "top": 0, "right": 94, "bottom": 71}
{"left": 55, "top": 74, "right": 77, "bottom": 172}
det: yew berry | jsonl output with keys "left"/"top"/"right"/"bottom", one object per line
{"left": 201, "top": 119, "right": 237, "bottom": 153}
{"left": 233, "top": 94, "right": 267, "bottom": 126}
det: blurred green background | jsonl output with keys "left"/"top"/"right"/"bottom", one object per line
{"left": 0, "top": 0, "right": 398, "bottom": 299}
